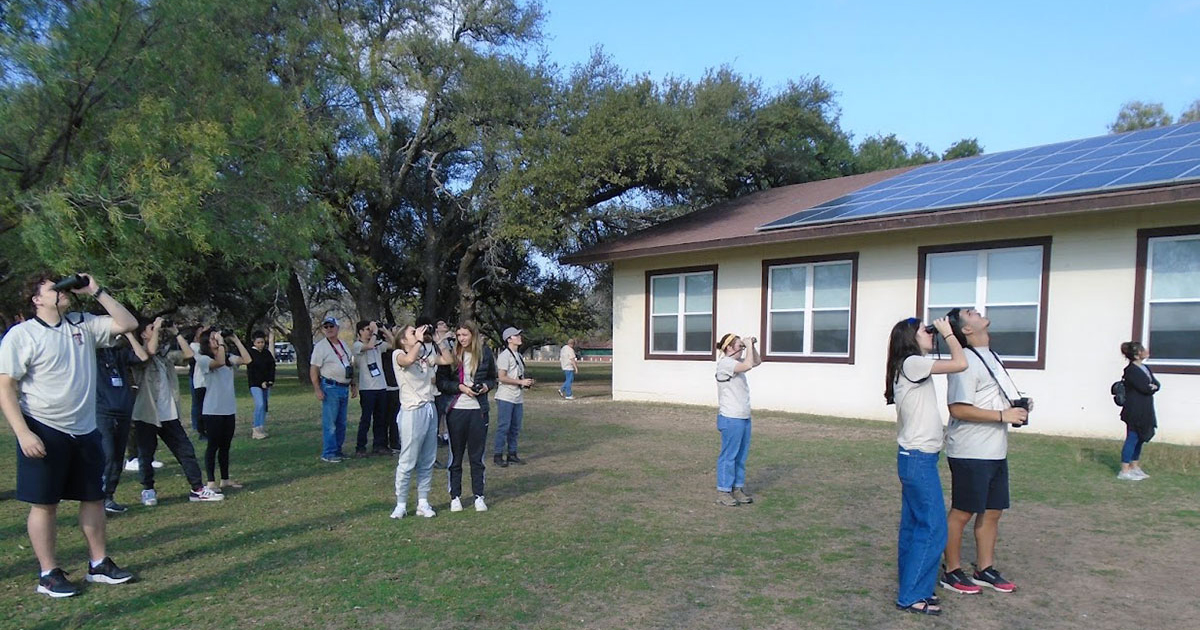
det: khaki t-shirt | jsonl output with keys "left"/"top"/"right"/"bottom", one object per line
{"left": 894, "top": 355, "right": 943, "bottom": 453}
{"left": 494, "top": 347, "right": 524, "bottom": 404}
{"left": 715, "top": 355, "right": 751, "bottom": 419}
{"left": 945, "top": 347, "right": 1017, "bottom": 460}
{"left": 311, "top": 337, "right": 352, "bottom": 384}
{"left": 560, "top": 345, "right": 576, "bottom": 371}
{"left": 397, "top": 343, "right": 437, "bottom": 410}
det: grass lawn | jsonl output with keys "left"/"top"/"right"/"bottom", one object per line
{"left": 2, "top": 361, "right": 1199, "bottom": 629}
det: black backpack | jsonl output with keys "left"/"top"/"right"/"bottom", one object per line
{"left": 1110, "top": 380, "right": 1126, "bottom": 407}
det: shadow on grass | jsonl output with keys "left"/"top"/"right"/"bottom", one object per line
{"left": 1078, "top": 446, "right": 1122, "bottom": 472}
{"left": 500, "top": 468, "right": 597, "bottom": 503}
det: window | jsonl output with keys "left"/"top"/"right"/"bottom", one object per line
{"left": 645, "top": 266, "right": 716, "bottom": 358}
{"left": 918, "top": 238, "right": 1050, "bottom": 368}
{"left": 1135, "top": 227, "right": 1200, "bottom": 371}
{"left": 760, "top": 254, "right": 857, "bottom": 362}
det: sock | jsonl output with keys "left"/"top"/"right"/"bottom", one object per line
{"left": 90, "top": 558, "right": 105, "bottom": 569}
{"left": 41, "top": 569, "right": 54, "bottom": 577}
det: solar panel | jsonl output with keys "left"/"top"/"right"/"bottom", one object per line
{"left": 757, "top": 121, "right": 1200, "bottom": 232}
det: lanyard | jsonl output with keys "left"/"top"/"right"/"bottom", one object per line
{"left": 505, "top": 347, "right": 524, "bottom": 379}
{"left": 967, "top": 347, "right": 1019, "bottom": 404}
{"left": 329, "top": 338, "right": 349, "bottom": 366}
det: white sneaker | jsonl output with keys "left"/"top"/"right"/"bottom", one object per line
{"left": 390, "top": 503, "right": 406, "bottom": 519}
{"left": 141, "top": 489, "right": 158, "bottom": 506}
{"left": 189, "top": 487, "right": 225, "bottom": 502}
{"left": 1117, "top": 470, "right": 1142, "bottom": 481}
{"left": 474, "top": 496, "right": 488, "bottom": 512}
{"left": 151, "top": 460, "right": 163, "bottom": 469}
{"left": 564, "top": 395, "right": 575, "bottom": 400}
{"left": 124, "top": 458, "right": 140, "bottom": 472}
{"left": 415, "top": 501, "right": 436, "bottom": 518}
{"left": 1132, "top": 468, "right": 1149, "bottom": 479}
{"left": 450, "top": 497, "right": 463, "bottom": 512}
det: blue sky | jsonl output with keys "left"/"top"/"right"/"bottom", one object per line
{"left": 538, "top": 0, "right": 1200, "bottom": 154}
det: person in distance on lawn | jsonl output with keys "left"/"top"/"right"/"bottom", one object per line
{"left": 1117, "top": 341, "right": 1158, "bottom": 481}
{"left": 558, "top": 338, "right": 577, "bottom": 400}
{"left": 436, "top": 322, "right": 497, "bottom": 513}
{"left": 940, "top": 308, "right": 1029, "bottom": 595}
{"left": 392, "top": 324, "right": 455, "bottom": 519}
{"left": 493, "top": 327, "right": 534, "bottom": 468}
{"left": 197, "top": 328, "right": 252, "bottom": 493}
{"left": 713, "top": 332, "right": 761, "bottom": 507}
{"left": 246, "top": 330, "right": 276, "bottom": 440}
{"left": 0, "top": 271, "right": 137, "bottom": 597}
{"left": 128, "top": 319, "right": 224, "bottom": 506}
{"left": 885, "top": 317, "right": 967, "bottom": 616}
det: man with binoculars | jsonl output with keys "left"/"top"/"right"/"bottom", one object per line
{"left": 940, "top": 307, "right": 1031, "bottom": 596}
{"left": 0, "top": 272, "right": 138, "bottom": 597}
{"left": 311, "top": 315, "right": 356, "bottom": 463}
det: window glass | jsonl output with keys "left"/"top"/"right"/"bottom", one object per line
{"left": 812, "top": 310, "right": 850, "bottom": 354}
{"left": 684, "top": 314, "right": 712, "bottom": 353}
{"left": 813, "top": 263, "right": 852, "bottom": 308}
{"left": 770, "top": 266, "right": 806, "bottom": 310}
{"left": 987, "top": 249, "right": 1042, "bottom": 303}
{"left": 1150, "top": 238, "right": 1200, "bottom": 300}
{"left": 651, "top": 276, "right": 679, "bottom": 314}
{"left": 1148, "top": 303, "right": 1200, "bottom": 360}
{"left": 928, "top": 253, "right": 976, "bottom": 305}
{"left": 770, "top": 312, "right": 805, "bottom": 353}
{"left": 651, "top": 315, "right": 677, "bottom": 353}
{"left": 986, "top": 305, "right": 1038, "bottom": 358}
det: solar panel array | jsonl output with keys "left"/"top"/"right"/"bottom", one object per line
{"left": 758, "top": 121, "right": 1200, "bottom": 231}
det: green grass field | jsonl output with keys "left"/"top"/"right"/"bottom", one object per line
{"left": 1, "top": 362, "right": 1198, "bottom": 629}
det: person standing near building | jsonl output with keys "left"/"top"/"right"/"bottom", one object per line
{"left": 713, "top": 332, "right": 761, "bottom": 507}
{"left": 436, "top": 323, "right": 497, "bottom": 512}
{"left": 0, "top": 272, "right": 137, "bottom": 597}
{"left": 310, "top": 315, "right": 354, "bottom": 463}
{"left": 1117, "top": 341, "right": 1158, "bottom": 481}
{"left": 558, "top": 338, "right": 578, "bottom": 400}
{"left": 885, "top": 317, "right": 966, "bottom": 616}
{"left": 352, "top": 320, "right": 390, "bottom": 456}
{"left": 940, "top": 308, "right": 1029, "bottom": 595}
{"left": 494, "top": 327, "right": 534, "bottom": 468}
{"left": 391, "top": 324, "right": 455, "bottom": 519}
{"left": 95, "top": 335, "right": 143, "bottom": 514}
{"left": 128, "top": 318, "right": 224, "bottom": 506}
{"left": 246, "top": 330, "right": 276, "bottom": 440}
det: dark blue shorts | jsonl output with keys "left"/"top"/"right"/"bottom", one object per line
{"left": 16, "top": 416, "right": 105, "bottom": 505}
{"left": 947, "top": 457, "right": 1009, "bottom": 513}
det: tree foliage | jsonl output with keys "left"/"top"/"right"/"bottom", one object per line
{"left": 1110, "top": 100, "right": 1174, "bottom": 133}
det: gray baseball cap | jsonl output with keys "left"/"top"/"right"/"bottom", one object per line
{"left": 501, "top": 327, "right": 523, "bottom": 342}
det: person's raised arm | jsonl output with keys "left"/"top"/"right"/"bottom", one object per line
{"left": 432, "top": 328, "right": 455, "bottom": 366}
{"left": 76, "top": 274, "right": 136, "bottom": 335}
{"left": 734, "top": 337, "right": 760, "bottom": 373}
{"left": 929, "top": 317, "right": 968, "bottom": 375}
{"left": 230, "top": 333, "right": 251, "bottom": 365}
{"left": 126, "top": 331, "right": 151, "bottom": 363}
{"left": 394, "top": 327, "right": 426, "bottom": 368}
{"left": 175, "top": 328, "right": 194, "bottom": 360}
{"left": 0, "top": 374, "right": 45, "bottom": 458}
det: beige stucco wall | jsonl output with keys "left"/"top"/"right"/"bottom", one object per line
{"left": 611, "top": 203, "right": 1200, "bottom": 445}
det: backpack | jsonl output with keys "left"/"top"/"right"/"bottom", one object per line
{"left": 1110, "top": 380, "right": 1126, "bottom": 407}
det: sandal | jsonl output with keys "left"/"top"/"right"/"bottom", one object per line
{"left": 896, "top": 598, "right": 941, "bottom": 616}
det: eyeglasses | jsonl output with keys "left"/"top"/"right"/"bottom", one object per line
{"left": 322, "top": 323, "right": 336, "bottom": 328}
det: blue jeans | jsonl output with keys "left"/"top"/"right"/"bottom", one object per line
{"left": 250, "top": 386, "right": 270, "bottom": 429}
{"left": 494, "top": 400, "right": 524, "bottom": 455}
{"left": 1121, "top": 428, "right": 1146, "bottom": 463}
{"left": 561, "top": 369, "right": 575, "bottom": 397}
{"left": 320, "top": 380, "right": 349, "bottom": 458}
{"left": 715, "top": 414, "right": 751, "bottom": 491}
{"left": 896, "top": 447, "right": 947, "bottom": 607}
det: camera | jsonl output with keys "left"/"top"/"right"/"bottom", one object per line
{"left": 471, "top": 383, "right": 485, "bottom": 394}
{"left": 1011, "top": 397, "right": 1031, "bottom": 427}
{"left": 923, "top": 325, "right": 936, "bottom": 334}
{"left": 345, "top": 365, "right": 355, "bottom": 381}
{"left": 52, "top": 274, "right": 89, "bottom": 292}
{"left": 221, "top": 329, "right": 235, "bottom": 337}
{"left": 161, "top": 319, "right": 174, "bottom": 329}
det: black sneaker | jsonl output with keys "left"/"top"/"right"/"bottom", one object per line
{"left": 104, "top": 497, "right": 128, "bottom": 514}
{"left": 85, "top": 557, "right": 134, "bottom": 585}
{"left": 506, "top": 453, "right": 525, "bottom": 465}
{"left": 971, "top": 565, "right": 1016, "bottom": 593}
{"left": 37, "top": 568, "right": 78, "bottom": 598}
{"left": 939, "top": 567, "right": 982, "bottom": 594}
{"left": 493, "top": 453, "right": 508, "bottom": 468}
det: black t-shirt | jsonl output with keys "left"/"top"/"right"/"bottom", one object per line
{"left": 95, "top": 346, "right": 142, "bottom": 415}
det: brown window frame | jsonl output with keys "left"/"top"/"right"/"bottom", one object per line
{"left": 758, "top": 253, "right": 858, "bottom": 364}
{"left": 644, "top": 265, "right": 718, "bottom": 361}
{"left": 916, "top": 237, "right": 1052, "bottom": 370}
{"left": 1133, "top": 225, "right": 1200, "bottom": 375}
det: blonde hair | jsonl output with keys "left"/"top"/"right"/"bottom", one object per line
{"left": 455, "top": 322, "right": 483, "bottom": 375}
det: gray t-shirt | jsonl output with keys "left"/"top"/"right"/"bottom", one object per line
{"left": 945, "top": 347, "right": 1017, "bottom": 460}
{"left": 494, "top": 347, "right": 525, "bottom": 404}
{"left": 311, "top": 337, "right": 352, "bottom": 384}
{"left": 0, "top": 314, "right": 115, "bottom": 435}
{"left": 198, "top": 353, "right": 242, "bottom": 416}
{"left": 353, "top": 340, "right": 387, "bottom": 391}
{"left": 397, "top": 343, "right": 438, "bottom": 410}
{"left": 894, "top": 355, "right": 942, "bottom": 453}
{"left": 715, "top": 355, "right": 751, "bottom": 419}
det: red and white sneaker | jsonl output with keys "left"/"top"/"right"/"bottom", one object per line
{"left": 971, "top": 565, "right": 1016, "bottom": 593}
{"left": 940, "top": 567, "right": 983, "bottom": 594}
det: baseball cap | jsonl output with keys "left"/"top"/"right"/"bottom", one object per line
{"left": 322, "top": 315, "right": 338, "bottom": 326}
{"left": 501, "top": 327, "right": 523, "bottom": 342}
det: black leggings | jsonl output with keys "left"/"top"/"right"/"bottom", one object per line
{"left": 202, "top": 414, "right": 236, "bottom": 482}
{"left": 446, "top": 407, "right": 488, "bottom": 499}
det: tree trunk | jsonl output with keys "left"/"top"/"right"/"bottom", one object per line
{"left": 286, "top": 268, "right": 314, "bottom": 384}
{"left": 456, "top": 239, "right": 486, "bottom": 325}
{"left": 353, "top": 268, "right": 384, "bottom": 322}
{"left": 420, "top": 230, "right": 445, "bottom": 323}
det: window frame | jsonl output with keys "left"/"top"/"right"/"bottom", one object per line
{"left": 759, "top": 253, "right": 858, "bottom": 364}
{"left": 1133, "top": 225, "right": 1200, "bottom": 374}
{"left": 644, "top": 265, "right": 718, "bottom": 361}
{"left": 916, "top": 237, "right": 1051, "bottom": 370}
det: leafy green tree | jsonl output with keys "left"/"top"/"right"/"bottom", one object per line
{"left": 943, "top": 138, "right": 983, "bottom": 160}
{"left": 1180, "top": 99, "right": 1200, "bottom": 124}
{"left": 1110, "top": 100, "right": 1173, "bottom": 133}
{"left": 852, "top": 133, "right": 938, "bottom": 173}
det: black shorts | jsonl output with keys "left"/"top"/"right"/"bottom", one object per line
{"left": 947, "top": 457, "right": 1009, "bottom": 513}
{"left": 16, "top": 416, "right": 105, "bottom": 505}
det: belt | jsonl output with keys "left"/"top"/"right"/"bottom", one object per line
{"left": 320, "top": 377, "right": 349, "bottom": 387}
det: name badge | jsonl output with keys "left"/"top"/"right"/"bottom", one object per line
{"left": 111, "top": 376, "right": 124, "bottom": 387}
{"left": 367, "top": 362, "right": 381, "bottom": 377}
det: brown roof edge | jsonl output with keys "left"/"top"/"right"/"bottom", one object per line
{"left": 561, "top": 182, "right": 1200, "bottom": 265}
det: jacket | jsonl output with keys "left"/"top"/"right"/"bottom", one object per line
{"left": 1120, "top": 362, "right": 1159, "bottom": 441}
{"left": 436, "top": 345, "right": 498, "bottom": 409}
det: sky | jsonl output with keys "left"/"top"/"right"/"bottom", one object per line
{"left": 537, "top": 0, "right": 1200, "bottom": 155}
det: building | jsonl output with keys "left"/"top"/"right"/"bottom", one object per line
{"left": 564, "top": 122, "right": 1200, "bottom": 444}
